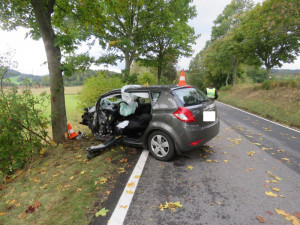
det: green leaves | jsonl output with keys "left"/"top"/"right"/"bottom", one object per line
{"left": 95, "top": 208, "right": 109, "bottom": 217}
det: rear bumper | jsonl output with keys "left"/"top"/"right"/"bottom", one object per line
{"left": 173, "top": 118, "right": 220, "bottom": 153}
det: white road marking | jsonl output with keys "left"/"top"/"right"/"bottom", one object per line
{"left": 108, "top": 150, "right": 149, "bottom": 225}
{"left": 216, "top": 101, "right": 300, "bottom": 133}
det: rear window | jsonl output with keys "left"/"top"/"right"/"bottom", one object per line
{"left": 172, "top": 87, "right": 208, "bottom": 106}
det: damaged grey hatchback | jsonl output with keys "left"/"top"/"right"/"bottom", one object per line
{"left": 80, "top": 85, "right": 220, "bottom": 161}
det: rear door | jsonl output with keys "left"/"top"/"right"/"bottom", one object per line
{"left": 172, "top": 86, "right": 217, "bottom": 126}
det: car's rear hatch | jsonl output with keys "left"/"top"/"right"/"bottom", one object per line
{"left": 172, "top": 86, "right": 217, "bottom": 126}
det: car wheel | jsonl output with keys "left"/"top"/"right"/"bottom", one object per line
{"left": 148, "top": 131, "right": 175, "bottom": 161}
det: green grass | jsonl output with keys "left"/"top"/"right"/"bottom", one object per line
{"left": 219, "top": 84, "right": 300, "bottom": 129}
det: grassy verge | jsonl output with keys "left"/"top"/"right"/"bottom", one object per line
{"left": 0, "top": 139, "right": 139, "bottom": 225}
{"left": 218, "top": 83, "right": 300, "bottom": 129}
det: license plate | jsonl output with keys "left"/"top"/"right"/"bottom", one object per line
{"left": 203, "top": 111, "right": 215, "bottom": 122}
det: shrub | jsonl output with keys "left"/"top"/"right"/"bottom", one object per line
{"left": 78, "top": 72, "right": 124, "bottom": 109}
{"left": 137, "top": 72, "right": 157, "bottom": 86}
{"left": 261, "top": 80, "right": 297, "bottom": 90}
{"left": 0, "top": 85, "right": 50, "bottom": 174}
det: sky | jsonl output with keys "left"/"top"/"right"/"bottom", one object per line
{"left": 0, "top": 0, "right": 299, "bottom": 76}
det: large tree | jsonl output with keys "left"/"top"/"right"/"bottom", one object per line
{"left": 241, "top": 0, "right": 300, "bottom": 78}
{"left": 137, "top": 0, "right": 198, "bottom": 84}
{"left": 89, "top": 0, "right": 148, "bottom": 77}
{"left": 0, "top": 0, "right": 85, "bottom": 142}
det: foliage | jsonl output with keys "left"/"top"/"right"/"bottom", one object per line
{"left": 137, "top": 72, "right": 157, "bottom": 86}
{"left": 188, "top": 52, "right": 207, "bottom": 89}
{"left": 0, "top": 85, "right": 50, "bottom": 174}
{"left": 245, "top": 66, "right": 266, "bottom": 83}
{"left": 260, "top": 80, "right": 298, "bottom": 90}
{"left": 211, "top": 0, "right": 254, "bottom": 41}
{"left": 138, "top": 0, "right": 198, "bottom": 84}
{"left": 78, "top": 72, "right": 124, "bottom": 109}
{"left": 241, "top": 0, "right": 300, "bottom": 77}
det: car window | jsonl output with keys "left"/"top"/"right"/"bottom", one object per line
{"left": 151, "top": 92, "right": 161, "bottom": 103}
{"left": 101, "top": 94, "right": 122, "bottom": 108}
{"left": 172, "top": 87, "right": 207, "bottom": 106}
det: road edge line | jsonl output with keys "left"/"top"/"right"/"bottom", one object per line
{"left": 216, "top": 101, "right": 300, "bottom": 133}
{"left": 108, "top": 149, "right": 149, "bottom": 225}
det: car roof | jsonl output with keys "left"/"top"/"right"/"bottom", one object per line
{"left": 100, "top": 85, "right": 193, "bottom": 98}
{"left": 125, "top": 85, "right": 188, "bottom": 92}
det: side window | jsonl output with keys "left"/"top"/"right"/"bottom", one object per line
{"left": 100, "top": 94, "right": 122, "bottom": 108}
{"left": 151, "top": 92, "right": 161, "bottom": 103}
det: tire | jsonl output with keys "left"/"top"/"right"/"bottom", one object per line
{"left": 148, "top": 131, "right": 175, "bottom": 161}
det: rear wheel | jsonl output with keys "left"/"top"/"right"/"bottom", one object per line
{"left": 148, "top": 131, "right": 175, "bottom": 161}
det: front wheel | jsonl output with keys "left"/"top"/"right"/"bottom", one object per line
{"left": 148, "top": 131, "right": 175, "bottom": 161}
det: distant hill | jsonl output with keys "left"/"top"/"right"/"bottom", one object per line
{"left": 271, "top": 69, "right": 300, "bottom": 76}
{"left": 3, "top": 69, "right": 121, "bottom": 86}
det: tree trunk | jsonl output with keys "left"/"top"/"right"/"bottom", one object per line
{"left": 266, "top": 66, "right": 271, "bottom": 79}
{"left": 226, "top": 72, "right": 229, "bottom": 86}
{"left": 157, "top": 65, "right": 162, "bottom": 85}
{"left": 232, "top": 60, "right": 238, "bottom": 87}
{"left": 31, "top": 0, "right": 67, "bottom": 143}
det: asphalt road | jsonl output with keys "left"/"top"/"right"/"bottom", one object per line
{"left": 93, "top": 101, "right": 300, "bottom": 225}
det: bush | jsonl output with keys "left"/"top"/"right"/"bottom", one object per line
{"left": 137, "top": 72, "right": 157, "bottom": 86}
{"left": 260, "top": 80, "right": 297, "bottom": 90}
{"left": 0, "top": 85, "right": 50, "bottom": 174}
{"left": 78, "top": 72, "right": 124, "bottom": 109}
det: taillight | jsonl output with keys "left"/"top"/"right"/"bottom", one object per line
{"left": 173, "top": 107, "right": 196, "bottom": 122}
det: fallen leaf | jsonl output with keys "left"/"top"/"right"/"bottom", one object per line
{"left": 40, "top": 184, "right": 48, "bottom": 189}
{"left": 117, "top": 168, "right": 125, "bottom": 174}
{"left": 120, "top": 205, "right": 128, "bottom": 208}
{"left": 134, "top": 175, "right": 141, "bottom": 179}
{"left": 274, "top": 176, "right": 282, "bottom": 181}
{"left": 100, "top": 177, "right": 107, "bottom": 184}
{"left": 261, "top": 147, "right": 268, "bottom": 151}
{"left": 265, "top": 191, "right": 277, "bottom": 197}
{"left": 186, "top": 165, "right": 194, "bottom": 170}
{"left": 0, "top": 212, "right": 5, "bottom": 216}
{"left": 120, "top": 158, "right": 127, "bottom": 163}
{"left": 127, "top": 182, "right": 135, "bottom": 188}
{"left": 266, "top": 211, "right": 273, "bottom": 215}
{"left": 126, "top": 190, "right": 134, "bottom": 194}
{"left": 277, "top": 149, "right": 285, "bottom": 153}
{"left": 205, "top": 159, "right": 212, "bottom": 163}
{"left": 95, "top": 208, "right": 109, "bottom": 217}
{"left": 279, "top": 195, "right": 285, "bottom": 198}
{"left": 75, "top": 155, "right": 82, "bottom": 159}
{"left": 224, "top": 160, "right": 229, "bottom": 163}
{"left": 265, "top": 180, "right": 271, "bottom": 183}
{"left": 253, "top": 143, "right": 261, "bottom": 146}
{"left": 271, "top": 187, "right": 280, "bottom": 192}
{"left": 271, "top": 180, "right": 278, "bottom": 183}
{"left": 18, "top": 213, "right": 26, "bottom": 219}
{"left": 294, "top": 212, "right": 300, "bottom": 219}
{"left": 80, "top": 171, "right": 86, "bottom": 175}
{"left": 34, "top": 201, "right": 41, "bottom": 208}
{"left": 70, "top": 176, "right": 74, "bottom": 180}
{"left": 256, "top": 216, "right": 265, "bottom": 223}
{"left": 76, "top": 188, "right": 82, "bottom": 192}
